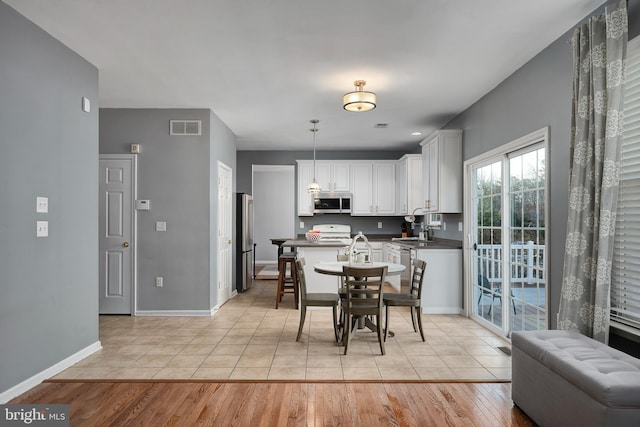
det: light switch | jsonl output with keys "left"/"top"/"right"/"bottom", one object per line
{"left": 156, "top": 221, "right": 167, "bottom": 232}
{"left": 36, "top": 221, "right": 48, "bottom": 237}
{"left": 36, "top": 196, "right": 48, "bottom": 213}
{"left": 378, "top": 222, "right": 383, "bottom": 229}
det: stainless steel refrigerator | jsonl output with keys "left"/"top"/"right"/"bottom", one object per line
{"left": 236, "top": 193, "right": 254, "bottom": 292}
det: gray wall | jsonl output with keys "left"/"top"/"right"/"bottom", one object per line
{"left": 210, "top": 111, "right": 238, "bottom": 308}
{"left": 441, "top": 0, "right": 640, "bottom": 331}
{"left": 100, "top": 109, "right": 236, "bottom": 311}
{"left": 0, "top": 2, "right": 99, "bottom": 395}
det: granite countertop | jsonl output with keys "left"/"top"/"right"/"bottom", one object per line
{"left": 388, "top": 239, "right": 462, "bottom": 250}
{"left": 282, "top": 239, "right": 351, "bottom": 248}
{"left": 284, "top": 236, "right": 462, "bottom": 249}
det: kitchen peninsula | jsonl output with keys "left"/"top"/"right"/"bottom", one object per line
{"left": 281, "top": 238, "right": 350, "bottom": 294}
{"left": 283, "top": 232, "right": 463, "bottom": 314}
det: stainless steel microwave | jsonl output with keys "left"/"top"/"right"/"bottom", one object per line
{"left": 313, "top": 192, "right": 351, "bottom": 214}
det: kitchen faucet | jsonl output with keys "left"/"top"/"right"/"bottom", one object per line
{"left": 404, "top": 208, "right": 433, "bottom": 240}
{"left": 348, "top": 231, "right": 372, "bottom": 264}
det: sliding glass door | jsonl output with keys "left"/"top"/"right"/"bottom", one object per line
{"left": 466, "top": 130, "right": 548, "bottom": 336}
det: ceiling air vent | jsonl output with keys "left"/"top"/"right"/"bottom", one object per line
{"left": 374, "top": 123, "right": 389, "bottom": 129}
{"left": 170, "top": 120, "right": 202, "bottom": 136}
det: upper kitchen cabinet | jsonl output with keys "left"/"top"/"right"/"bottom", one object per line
{"left": 351, "top": 161, "right": 396, "bottom": 215}
{"left": 297, "top": 160, "right": 314, "bottom": 216}
{"left": 396, "top": 154, "right": 423, "bottom": 215}
{"left": 420, "top": 130, "right": 462, "bottom": 213}
{"left": 316, "top": 161, "right": 350, "bottom": 192}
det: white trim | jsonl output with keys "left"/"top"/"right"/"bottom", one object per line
{"left": 422, "top": 307, "right": 464, "bottom": 315}
{"left": 611, "top": 321, "right": 640, "bottom": 342}
{"left": 135, "top": 310, "right": 215, "bottom": 317}
{"left": 99, "top": 154, "right": 138, "bottom": 315}
{"left": 462, "top": 127, "right": 550, "bottom": 334}
{"left": 216, "top": 161, "right": 234, "bottom": 307}
{"left": 0, "top": 341, "right": 102, "bottom": 404}
{"left": 463, "top": 127, "right": 549, "bottom": 167}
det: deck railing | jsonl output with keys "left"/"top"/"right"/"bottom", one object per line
{"left": 476, "top": 241, "right": 545, "bottom": 285}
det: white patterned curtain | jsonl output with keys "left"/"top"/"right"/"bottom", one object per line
{"left": 558, "top": 0, "right": 628, "bottom": 343}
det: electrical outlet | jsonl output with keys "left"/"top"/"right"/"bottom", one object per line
{"left": 458, "top": 222, "right": 463, "bottom": 231}
{"left": 443, "top": 221, "right": 447, "bottom": 231}
{"left": 155, "top": 276, "right": 163, "bottom": 287}
{"left": 156, "top": 221, "right": 167, "bottom": 232}
{"left": 378, "top": 222, "right": 383, "bottom": 229}
{"left": 300, "top": 221, "right": 304, "bottom": 229}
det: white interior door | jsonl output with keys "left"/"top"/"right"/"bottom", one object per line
{"left": 217, "top": 162, "right": 233, "bottom": 304}
{"left": 99, "top": 155, "right": 136, "bottom": 314}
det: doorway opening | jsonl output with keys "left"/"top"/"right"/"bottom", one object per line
{"left": 252, "top": 165, "right": 295, "bottom": 277}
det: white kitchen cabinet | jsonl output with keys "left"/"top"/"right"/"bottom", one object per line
{"left": 350, "top": 161, "right": 395, "bottom": 215}
{"left": 316, "top": 161, "right": 350, "bottom": 192}
{"left": 297, "top": 160, "right": 314, "bottom": 216}
{"left": 415, "top": 248, "right": 462, "bottom": 314}
{"left": 384, "top": 243, "right": 402, "bottom": 292}
{"left": 396, "top": 154, "right": 423, "bottom": 215}
{"left": 296, "top": 246, "right": 342, "bottom": 294}
{"left": 297, "top": 160, "right": 350, "bottom": 216}
{"left": 420, "top": 130, "right": 462, "bottom": 213}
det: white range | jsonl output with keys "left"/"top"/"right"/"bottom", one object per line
{"left": 312, "top": 224, "right": 353, "bottom": 245}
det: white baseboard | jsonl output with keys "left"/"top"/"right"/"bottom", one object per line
{"left": 422, "top": 307, "right": 463, "bottom": 315}
{"left": 136, "top": 310, "right": 215, "bottom": 317}
{"left": 0, "top": 341, "right": 102, "bottom": 404}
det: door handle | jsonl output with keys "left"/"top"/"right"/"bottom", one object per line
{"left": 123, "top": 242, "right": 129, "bottom": 248}
{"left": 228, "top": 239, "right": 232, "bottom": 244}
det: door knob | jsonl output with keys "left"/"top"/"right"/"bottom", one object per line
{"left": 123, "top": 242, "right": 129, "bottom": 248}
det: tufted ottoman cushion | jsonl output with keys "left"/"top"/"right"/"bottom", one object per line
{"left": 512, "top": 330, "right": 640, "bottom": 427}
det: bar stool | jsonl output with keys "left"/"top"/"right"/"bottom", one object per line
{"left": 276, "top": 252, "right": 299, "bottom": 309}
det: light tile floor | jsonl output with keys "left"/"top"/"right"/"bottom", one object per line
{"left": 54, "top": 280, "right": 512, "bottom": 381}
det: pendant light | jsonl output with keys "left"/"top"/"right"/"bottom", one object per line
{"left": 307, "top": 119, "right": 321, "bottom": 194}
{"left": 343, "top": 80, "right": 376, "bottom": 112}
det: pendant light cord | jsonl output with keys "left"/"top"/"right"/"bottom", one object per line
{"left": 311, "top": 119, "right": 319, "bottom": 182}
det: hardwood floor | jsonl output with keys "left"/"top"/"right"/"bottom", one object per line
{"left": 11, "top": 380, "right": 534, "bottom": 426}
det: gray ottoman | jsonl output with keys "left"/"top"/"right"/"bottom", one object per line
{"left": 512, "top": 330, "right": 640, "bottom": 427}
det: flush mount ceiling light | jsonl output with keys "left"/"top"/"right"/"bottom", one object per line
{"left": 307, "top": 119, "right": 321, "bottom": 194}
{"left": 343, "top": 80, "right": 376, "bottom": 112}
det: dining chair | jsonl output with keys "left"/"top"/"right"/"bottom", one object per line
{"left": 383, "top": 258, "right": 426, "bottom": 342}
{"left": 336, "top": 254, "right": 349, "bottom": 341}
{"left": 295, "top": 258, "right": 341, "bottom": 343}
{"left": 341, "top": 265, "right": 388, "bottom": 355}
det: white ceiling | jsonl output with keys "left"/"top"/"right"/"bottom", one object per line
{"left": 5, "top": 0, "right": 605, "bottom": 151}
